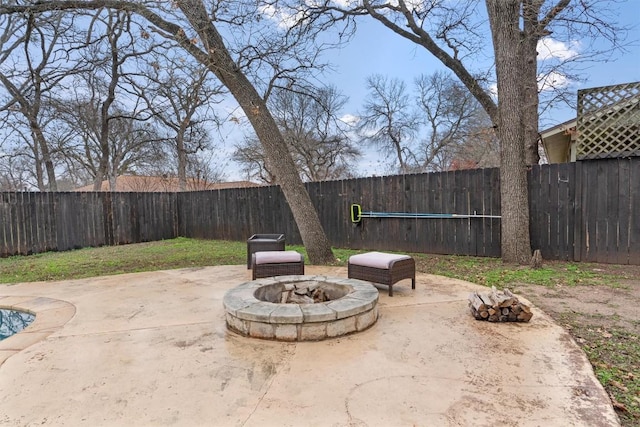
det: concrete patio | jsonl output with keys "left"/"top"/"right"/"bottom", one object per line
{"left": 0, "top": 265, "right": 619, "bottom": 426}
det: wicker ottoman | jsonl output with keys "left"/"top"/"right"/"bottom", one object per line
{"left": 252, "top": 251, "right": 305, "bottom": 280}
{"left": 348, "top": 252, "right": 415, "bottom": 297}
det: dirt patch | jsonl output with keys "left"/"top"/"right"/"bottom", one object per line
{"left": 513, "top": 280, "right": 640, "bottom": 335}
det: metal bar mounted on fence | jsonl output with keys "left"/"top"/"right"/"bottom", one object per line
{"left": 350, "top": 204, "right": 502, "bottom": 223}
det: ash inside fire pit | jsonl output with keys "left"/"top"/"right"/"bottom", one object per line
{"left": 254, "top": 281, "right": 350, "bottom": 304}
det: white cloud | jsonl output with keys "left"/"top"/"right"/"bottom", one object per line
{"left": 488, "top": 83, "right": 498, "bottom": 99}
{"left": 488, "top": 72, "right": 570, "bottom": 95}
{"left": 258, "top": 3, "right": 311, "bottom": 30}
{"left": 537, "top": 37, "right": 580, "bottom": 61}
{"left": 538, "top": 70, "right": 571, "bottom": 92}
{"left": 330, "top": 0, "right": 362, "bottom": 7}
{"left": 340, "top": 113, "right": 360, "bottom": 126}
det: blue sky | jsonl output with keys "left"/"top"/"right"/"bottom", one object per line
{"left": 326, "top": 1, "right": 640, "bottom": 126}
{"left": 226, "top": 1, "right": 640, "bottom": 180}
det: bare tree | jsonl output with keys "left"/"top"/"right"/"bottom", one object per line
{"left": 415, "top": 72, "right": 488, "bottom": 172}
{"left": 444, "top": 117, "right": 500, "bottom": 171}
{"left": 234, "top": 85, "right": 359, "bottom": 183}
{"left": 0, "top": 0, "right": 336, "bottom": 263}
{"left": 55, "top": 95, "right": 169, "bottom": 190}
{"left": 358, "top": 75, "right": 420, "bottom": 174}
{"left": 131, "top": 51, "right": 226, "bottom": 191}
{"left": 0, "top": 11, "right": 86, "bottom": 190}
{"left": 78, "top": 9, "right": 159, "bottom": 190}
{"left": 484, "top": 0, "right": 530, "bottom": 262}
{"left": 185, "top": 151, "right": 227, "bottom": 188}
{"left": 0, "top": 149, "right": 31, "bottom": 191}
{"left": 358, "top": 72, "right": 489, "bottom": 173}
{"left": 233, "top": 136, "right": 277, "bottom": 184}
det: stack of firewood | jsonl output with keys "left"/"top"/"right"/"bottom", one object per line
{"left": 468, "top": 287, "right": 533, "bottom": 322}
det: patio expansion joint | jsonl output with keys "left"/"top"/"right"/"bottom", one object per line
{"left": 49, "top": 320, "right": 216, "bottom": 339}
{"left": 379, "top": 299, "right": 467, "bottom": 309}
{"left": 239, "top": 343, "right": 298, "bottom": 427}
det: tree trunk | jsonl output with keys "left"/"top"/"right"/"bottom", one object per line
{"left": 93, "top": 105, "right": 111, "bottom": 191}
{"left": 176, "top": 122, "right": 188, "bottom": 192}
{"left": 177, "top": 0, "right": 335, "bottom": 264}
{"left": 522, "top": 1, "right": 542, "bottom": 166}
{"left": 32, "top": 124, "right": 58, "bottom": 191}
{"left": 95, "top": 19, "right": 120, "bottom": 192}
{"left": 31, "top": 135, "right": 45, "bottom": 191}
{"left": 486, "top": 0, "right": 532, "bottom": 264}
{"left": 521, "top": 37, "right": 541, "bottom": 166}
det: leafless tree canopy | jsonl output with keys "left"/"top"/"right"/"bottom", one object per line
{"left": 358, "top": 72, "right": 497, "bottom": 174}
{"left": 0, "top": 6, "right": 227, "bottom": 191}
{"left": 234, "top": 85, "right": 359, "bottom": 183}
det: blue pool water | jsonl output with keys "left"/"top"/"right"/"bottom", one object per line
{"left": 0, "top": 309, "right": 35, "bottom": 341}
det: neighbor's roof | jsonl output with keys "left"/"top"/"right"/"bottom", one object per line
{"left": 73, "top": 175, "right": 260, "bottom": 192}
{"left": 539, "top": 118, "right": 577, "bottom": 164}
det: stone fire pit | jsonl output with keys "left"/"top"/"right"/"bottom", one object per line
{"left": 223, "top": 275, "right": 379, "bottom": 341}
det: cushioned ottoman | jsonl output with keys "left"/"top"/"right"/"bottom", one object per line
{"left": 348, "top": 251, "right": 415, "bottom": 296}
{"left": 252, "top": 250, "right": 305, "bottom": 279}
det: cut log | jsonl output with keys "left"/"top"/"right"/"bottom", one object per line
{"left": 469, "top": 292, "right": 487, "bottom": 311}
{"left": 517, "top": 311, "right": 533, "bottom": 322}
{"left": 468, "top": 292, "right": 489, "bottom": 319}
{"left": 490, "top": 286, "right": 515, "bottom": 308}
{"left": 467, "top": 288, "right": 533, "bottom": 323}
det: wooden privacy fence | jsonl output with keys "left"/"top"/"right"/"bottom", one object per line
{"left": 177, "top": 167, "right": 502, "bottom": 257}
{"left": 529, "top": 158, "right": 639, "bottom": 264}
{"left": 0, "top": 192, "right": 177, "bottom": 255}
{"left": 1, "top": 158, "right": 639, "bottom": 264}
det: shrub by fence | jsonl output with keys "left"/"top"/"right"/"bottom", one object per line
{"left": 1, "top": 158, "right": 638, "bottom": 264}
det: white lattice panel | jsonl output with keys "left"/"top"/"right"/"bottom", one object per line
{"left": 577, "top": 82, "right": 640, "bottom": 159}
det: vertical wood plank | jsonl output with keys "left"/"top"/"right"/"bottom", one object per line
{"left": 594, "top": 160, "right": 610, "bottom": 263}
{"left": 628, "top": 157, "right": 640, "bottom": 263}
{"left": 573, "top": 162, "right": 584, "bottom": 262}
{"left": 528, "top": 165, "right": 542, "bottom": 255}
{"left": 616, "top": 158, "right": 631, "bottom": 264}
{"left": 605, "top": 160, "right": 620, "bottom": 263}
{"left": 549, "top": 164, "right": 561, "bottom": 259}
{"left": 557, "top": 163, "right": 574, "bottom": 261}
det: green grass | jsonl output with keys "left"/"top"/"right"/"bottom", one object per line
{"left": 0, "top": 239, "right": 618, "bottom": 289}
{"left": 0, "top": 238, "right": 248, "bottom": 283}
{"left": 578, "top": 326, "right": 640, "bottom": 424}
{"left": 0, "top": 239, "right": 361, "bottom": 284}
{"left": 412, "top": 254, "right": 614, "bottom": 289}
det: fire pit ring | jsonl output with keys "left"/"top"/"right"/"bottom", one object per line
{"left": 223, "top": 275, "right": 379, "bottom": 341}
